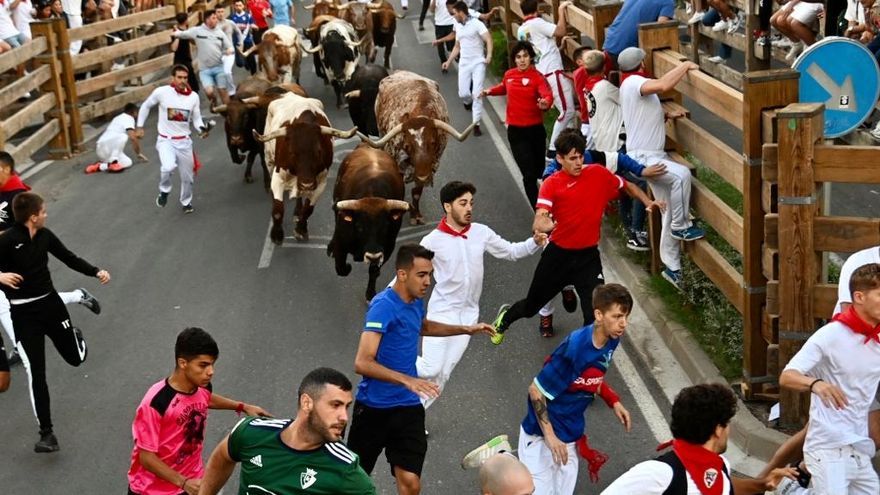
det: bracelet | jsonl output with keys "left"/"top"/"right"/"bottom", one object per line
{"left": 809, "top": 378, "right": 824, "bottom": 393}
{"left": 235, "top": 402, "right": 245, "bottom": 414}
{"left": 180, "top": 477, "right": 188, "bottom": 489}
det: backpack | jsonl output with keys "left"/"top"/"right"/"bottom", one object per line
{"left": 655, "top": 451, "right": 733, "bottom": 495}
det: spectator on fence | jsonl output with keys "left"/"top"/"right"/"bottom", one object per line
{"left": 0, "top": 0, "right": 26, "bottom": 51}
{"left": 771, "top": 0, "right": 824, "bottom": 64}
{"left": 269, "top": 0, "right": 292, "bottom": 27}
{"left": 171, "top": 10, "right": 234, "bottom": 107}
{"left": 571, "top": 45, "right": 595, "bottom": 150}
{"left": 231, "top": 0, "right": 257, "bottom": 75}
{"left": 617, "top": 47, "right": 705, "bottom": 290}
{"left": 35, "top": 0, "right": 62, "bottom": 19}
{"left": 60, "top": 0, "right": 83, "bottom": 53}
{"left": 247, "top": 0, "right": 271, "bottom": 44}
{"left": 603, "top": 0, "right": 674, "bottom": 67}
{"left": 705, "top": 0, "right": 744, "bottom": 34}
{"left": 700, "top": 8, "right": 734, "bottom": 65}
{"left": 171, "top": 12, "right": 200, "bottom": 94}
{"left": 10, "top": 0, "right": 34, "bottom": 43}
{"left": 215, "top": 6, "right": 237, "bottom": 97}
{"left": 85, "top": 103, "right": 146, "bottom": 174}
{"left": 843, "top": 0, "right": 870, "bottom": 43}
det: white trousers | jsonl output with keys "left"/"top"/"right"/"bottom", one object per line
{"left": 96, "top": 134, "right": 132, "bottom": 169}
{"left": 416, "top": 333, "right": 471, "bottom": 409}
{"left": 156, "top": 137, "right": 196, "bottom": 206}
{"left": 631, "top": 151, "right": 693, "bottom": 272}
{"left": 0, "top": 290, "right": 81, "bottom": 347}
{"left": 545, "top": 72, "right": 575, "bottom": 151}
{"left": 458, "top": 58, "right": 486, "bottom": 124}
{"left": 222, "top": 53, "right": 236, "bottom": 95}
{"left": 67, "top": 14, "right": 83, "bottom": 54}
{"left": 805, "top": 445, "right": 879, "bottom": 495}
{"left": 519, "top": 426, "right": 578, "bottom": 495}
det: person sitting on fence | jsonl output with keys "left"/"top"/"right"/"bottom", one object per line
{"left": 85, "top": 103, "right": 146, "bottom": 174}
{"left": 171, "top": 9, "right": 234, "bottom": 108}
{"left": 770, "top": 0, "right": 825, "bottom": 64}
{"left": 170, "top": 13, "right": 200, "bottom": 94}
{"left": 0, "top": 0, "right": 27, "bottom": 52}
{"left": 35, "top": 0, "right": 62, "bottom": 19}
{"left": 843, "top": 0, "right": 871, "bottom": 44}
{"left": 617, "top": 47, "right": 705, "bottom": 290}
{"left": 602, "top": 0, "right": 675, "bottom": 68}
{"left": 231, "top": 0, "right": 257, "bottom": 75}
{"left": 11, "top": 0, "right": 35, "bottom": 44}
{"left": 705, "top": 0, "right": 745, "bottom": 34}
{"left": 60, "top": 0, "right": 84, "bottom": 53}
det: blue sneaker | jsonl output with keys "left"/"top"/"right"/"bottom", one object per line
{"left": 671, "top": 225, "right": 705, "bottom": 241}
{"left": 662, "top": 269, "right": 682, "bottom": 290}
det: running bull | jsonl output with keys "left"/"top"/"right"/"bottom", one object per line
{"left": 240, "top": 25, "right": 304, "bottom": 84}
{"left": 301, "top": 18, "right": 367, "bottom": 108}
{"left": 344, "top": 63, "right": 389, "bottom": 137}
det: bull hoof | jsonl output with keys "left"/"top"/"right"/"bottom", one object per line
{"left": 244, "top": 175, "right": 254, "bottom": 184}
{"left": 270, "top": 228, "right": 284, "bottom": 245}
{"left": 336, "top": 263, "right": 352, "bottom": 276}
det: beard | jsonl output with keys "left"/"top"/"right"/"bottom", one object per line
{"left": 307, "top": 410, "right": 346, "bottom": 443}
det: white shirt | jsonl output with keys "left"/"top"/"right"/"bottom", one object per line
{"left": 453, "top": 16, "right": 488, "bottom": 62}
{"left": 846, "top": 0, "right": 866, "bottom": 23}
{"left": 99, "top": 112, "right": 136, "bottom": 144}
{"left": 60, "top": 0, "right": 80, "bottom": 16}
{"left": 11, "top": 0, "right": 33, "bottom": 38}
{"left": 602, "top": 457, "right": 733, "bottom": 494}
{"left": 432, "top": 1, "right": 453, "bottom": 26}
{"left": 419, "top": 223, "right": 539, "bottom": 325}
{"left": 0, "top": 1, "right": 20, "bottom": 40}
{"left": 517, "top": 17, "right": 563, "bottom": 74}
{"left": 136, "top": 86, "right": 204, "bottom": 138}
{"left": 836, "top": 247, "right": 880, "bottom": 315}
{"left": 784, "top": 321, "right": 880, "bottom": 457}
{"left": 586, "top": 79, "right": 624, "bottom": 152}
{"left": 620, "top": 75, "right": 665, "bottom": 153}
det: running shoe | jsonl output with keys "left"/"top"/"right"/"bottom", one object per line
{"left": 35, "top": 429, "right": 59, "bottom": 453}
{"left": 662, "top": 268, "right": 682, "bottom": 291}
{"left": 463, "top": 102, "right": 472, "bottom": 111}
{"left": 84, "top": 162, "right": 102, "bottom": 174}
{"left": 711, "top": 20, "right": 729, "bottom": 32}
{"left": 870, "top": 122, "right": 880, "bottom": 140}
{"left": 671, "top": 225, "right": 705, "bottom": 241}
{"left": 107, "top": 162, "right": 125, "bottom": 173}
{"left": 561, "top": 287, "right": 578, "bottom": 312}
{"left": 473, "top": 124, "right": 482, "bottom": 137}
{"left": 490, "top": 304, "right": 511, "bottom": 345}
{"left": 156, "top": 192, "right": 168, "bottom": 207}
{"left": 78, "top": 288, "right": 101, "bottom": 315}
{"left": 687, "top": 11, "right": 705, "bottom": 24}
{"left": 707, "top": 55, "right": 726, "bottom": 64}
{"left": 727, "top": 12, "right": 744, "bottom": 34}
{"left": 539, "top": 314, "right": 554, "bottom": 338}
{"left": 461, "top": 435, "right": 512, "bottom": 469}
{"left": 183, "top": 204, "right": 194, "bottom": 214}
{"left": 626, "top": 231, "right": 650, "bottom": 251}
{"left": 785, "top": 41, "right": 804, "bottom": 63}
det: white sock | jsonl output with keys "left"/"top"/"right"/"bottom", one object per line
{"left": 99, "top": 162, "right": 109, "bottom": 171}
{"left": 59, "top": 289, "right": 84, "bottom": 305}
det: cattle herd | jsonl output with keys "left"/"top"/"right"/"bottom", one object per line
{"left": 217, "top": 0, "right": 477, "bottom": 301}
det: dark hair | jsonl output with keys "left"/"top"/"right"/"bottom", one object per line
{"left": 171, "top": 64, "right": 190, "bottom": 76}
{"left": 12, "top": 191, "right": 43, "bottom": 224}
{"left": 174, "top": 327, "right": 219, "bottom": 361}
{"left": 850, "top": 263, "right": 880, "bottom": 298}
{"left": 440, "top": 181, "right": 476, "bottom": 206}
{"left": 0, "top": 151, "right": 14, "bottom": 172}
{"left": 124, "top": 102, "right": 139, "bottom": 114}
{"left": 213, "top": 6, "right": 225, "bottom": 14}
{"left": 452, "top": 0, "right": 469, "bottom": 13}
{"left": 445, "top": 0, "right": 456, "bottom": 4}
{"left": 572, "top": 45, "right": 590, "bottom": 62}
{"left": 592, "top": 283, "right": 633, "bottom": 314}
{"left": 175, "top": 12, "right": 188, "bottom": 24}
{"left": 298, "top": 367, "right": 353, "bottom": 401}
{"left": 670, "top": 383, "right": 737, "bottom": 444}
{"left": 520, "top": 0, "right": 539, "bottom": 15}
{"left": 395, "top": 243, "right": 434, "bottom": 270}
{"left": 509, "top": 41, "right": 536, "bottom": 66}
{"left": 554, "top": 128, "right": 586, "bottom": 156}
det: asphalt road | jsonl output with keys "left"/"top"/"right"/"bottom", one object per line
{"left": 0, "top": 6, "right": 672, "bottom": 494}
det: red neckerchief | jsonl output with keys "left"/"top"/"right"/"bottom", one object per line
{"left": 436, "top": 216, "right": 470, "bottom": 238}
{"left": 833, "top": 305, "right": 880, "bottom": 344}
{"left": 522, "top": 13, "right": 539, "bottom": 22}
{"left": 576, "top": 435, "right": 609, "bottom": 483}
{"left": 171, "top": 83, "right": 192, "bottom": 96}
{"left": 620, "top": 70, "right": 651, "bottom": 85}
{"left": 656, "top": 439, "right": 725, "bottom": 495}
{"left": 583, "top": 73, "right": 605, "bottom": 92}
{"left": 1, "top": 174, "right": 30, "bottom": 193}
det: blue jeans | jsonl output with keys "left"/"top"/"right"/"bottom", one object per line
{"left": 198, "top": 65, "right": 228, "bottom": 89}
{"left": 619, "top": 170, "right": 648, "bottom": 234}
{"left": 701, "top": 8, "right": 733, "bottom": 59}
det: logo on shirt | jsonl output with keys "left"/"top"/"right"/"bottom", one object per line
{"left": 704, "top": 468, "right": 719, "bottom": 488}
{"left": 0, "top": 201, "right": 8, "bottom": 221}
{"left": 249, "top": 455, "right": 263, "bottom": 467}
{"left": 300, "top": 468, "right": 318, "bottom": 489}
{"left": 521, "top": 77, "right": 530, "bottom": 86}
{"left": 14, "top": 243, "right": 23, "bottom": 249}
{"left": 167, "top": 107, "right": 191, "bottom": 122}
{"left": 566, "top": 181, "right": 577, "bottom": 188}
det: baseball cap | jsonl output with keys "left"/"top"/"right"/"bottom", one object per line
{"left": 618, "top": 47, "right": 646, "bottom": 72}
{"left": 583, "top": 50, "right": 606, "bottom": 73}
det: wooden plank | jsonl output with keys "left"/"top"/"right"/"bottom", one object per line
{"left": 7, "top": 119, "right": 60, "bottom": 164}
{"left": 0, "top": 37, "right": 48, "bottom": 74}
{"left": 814, "top": 146, "right": 880, "bottom": 184}
{"left": 653, "top": 49, "right": 744, "bottom": 129}
{"left": 565, "top": 5, "right": 595, "bottom": 40}
{"left": 0, "top": 94, "right": 55, "bottom": 139}
{"left": 76, "top": 54, "right": 173, "bottom": 96}
{"left": 73, "top": 29, "right": 173, "bottom": 71}
{"left": 684, "top": 239, "right": 745, "bottom": 313}
{"left": 0, "top": 66, "right": 51, "bottom": 109}
{"left": 762, "top": 109, "right": 778, "bottom": 144}
{"left": 762, "top": 246, "right": 778, "bottom": 281}
{"left": 765, "top": 215, "right": 880, "bottom": 253}
{"left": 509, "top": 0, "right": 524, "bottom": 19}
{"left": 79, "top": 81, "right": 164, "bottom": 122}
{"left": 696, "top": 24, "right": 747, "bottom": 52}
{"left": 68, "top": 6, "right": 176, "bottom": 42}
{"left": 665, "top": 118, "right": 743, "bottom": 190}
{"left": 762, "top": 181, "right": 775, "bottom": 214}
{"left": 767, "top": 281, "right": 837, "bottom": 318}
{"left": 692, "top": 179, "right": 744, "bottom": 253}
{"left": 696, "top": 51, "right": 744, "bottom": 91}
{"left": 762, "top": 143, "right": 778, "bottom": 182}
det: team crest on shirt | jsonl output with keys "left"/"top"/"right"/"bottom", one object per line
{"left": 300, "top": 468, "right": 318, "bottom": 489}
{"left": 522, "top": 77, "right": 530, "bottom": 86}
{"left": 704, "top": 468, "right": 718, "bottom": 487}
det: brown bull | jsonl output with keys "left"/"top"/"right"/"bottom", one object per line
{"left": 340, "top": 1, "right": 375, "bottom": 64}
{"left": 244, "top": 25, "right": 303, "bottom": 84}
{"left": 303, "top": 0, "right": 341, "bottom": 18}
{"left": 370, "top": 0, "right": 398, "bottom": 69}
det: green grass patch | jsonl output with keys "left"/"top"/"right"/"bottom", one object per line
{"left": 490, "top": 28, "right": 508, "bottom": 78}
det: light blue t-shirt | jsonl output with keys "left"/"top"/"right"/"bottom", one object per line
{"left": 270, "top": 0, "right": 293, "bottom": 26}
{"left": 603, "top": 0, "right": 675, "bottom": 56}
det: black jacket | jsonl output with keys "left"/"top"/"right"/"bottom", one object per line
{"left": 0, "top": 224, "right": 99, "bottom": 299}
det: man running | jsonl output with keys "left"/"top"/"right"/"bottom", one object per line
{"left": 200, "top": 367, "right": 376, "bottom": 494}
{"left": 0, "top": 191, "right": 111, "bottom": 453}
{"left": 127, "top": 327, "right": 270, "bottom": 495}
{"left": 416, "top": 181, "right": 545, "bottom": 412}
{"left": 85, "top": 103, "right": 146, "bottom": 174}
{"left": 137, "top": 64, "right": 213, "bottom": 214}
{"left": 171, "top": 10, "right": 234, "bottom": 107}
{"left": 348, "top": 244, "right": 494, "bottom": 495}
{"left": 441, "top": 1, "right": 492, "bottom": 136}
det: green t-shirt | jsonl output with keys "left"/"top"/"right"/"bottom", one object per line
{"left": 227, "top": 417, "right": 376, "bottom": 494}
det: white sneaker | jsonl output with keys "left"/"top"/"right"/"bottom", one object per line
{"left": 461, "top": 435, "right": 513, "bottom": 469}
{"left": 711, "top": 20, "right": 729, "bottom": 32}
{"left": 870, "top": 122, "right": 880, "bottom": 140}
{"left": 772, "top": 36, "right": 793, "bottom": 48}
{"left": 685, "top": 1, "right": 694, "bottom": 15}
{"left": 111, "top": 62, "right": 125, "bottom": 71}
{"left": 785, "top": 41, "right": 804, "bottom": 62}
{"left": 727, "top": 14, "right": 743, "bottom": 34}
{"left": 687, "top": 11, "right": 705, "bottom": 24}
{"left": 708, "top": 55, "right": 726, "bottom": 63}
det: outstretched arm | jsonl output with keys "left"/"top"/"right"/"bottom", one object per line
{"left": 639, "top": 61, "right": 699, "bottom": 96}
{"left": 199, "top": 436, "right": 237, "bottom": 495}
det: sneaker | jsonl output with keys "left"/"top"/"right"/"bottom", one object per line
{"left": 771, "top": 35, "right": 792, "bottom": 48}
{"left": 84, "top": 162, "right": 102, "bottom": 174}
{"left": 156, "top": 192, "right": 168, "bottom": 207}
{"left": 687, "top": 11, "right": 705, "bottom": 24}
{"left": 671, "top": 225, "right": 705, "bottom": 241}
{"left": 869, "top": 122, "right": 880, "bottom": 140}
{"left": 7, "top": 348, "right": 21, "bottom": 366}
{"left": 418, "top": 24, "right": 425, "bottom": 31}
{"left": 34, "top": 429, "right": 59, "bottom": 453}
{"left": 473, "top": 124, "right": 482, "bottom": 137}
{"left": 785, "top": 41, "right": 804, "bottom": 63}
{"left": 490, "top": 304, "right": 511, "bottom": 345}
{"left": 727, "top": 12, "right": 744, "bottom": 34}
{"left": 626, "top": 231, "right": 650, "bottom": 251}
{"left": 707, "top": 55, "right": 726, "bottom": 64}
{"left": 711, "top": 20, "right": 729, "bottom": 32}
{"left": 461, "top": 435, "right": 513, "bottom": 469}
{"left": 539, "top": 314, "right": 554, "bottom": 338}
{"left": 78, "top": 288, "right": 101, "bottom": 315}
{"left": 561, "top": 287, "right": 578, "bottom": 313}
{"left": 685, "top": 1, "right": 693, "bottom": 15}
{"left": 661, "top": 268, "right": 682, "bottom": 290}
{"left": 107, "top": 162, "right": 125, "bottom": 173}
{"left": 182, "top": 204, "right": 194, "bottom": 214}
{"left": 463, "top": 102, "right": 473, "bottom": 111}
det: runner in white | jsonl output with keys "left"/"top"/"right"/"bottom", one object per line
{"left": 85, "top": 103, "right": 146, "bottom": 174}
{"left": 441, "top": 1, "right": 492, "bottom": 136}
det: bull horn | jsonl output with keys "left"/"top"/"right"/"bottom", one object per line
{"left": 346, "top": 36, "right": 370, "bottom": 48}
{"left": 240, "top": 96, "right": 262, "bottom": 107}
{"left": 303, "top": 3, "right": 316, "bottom": 9}
{"left": 337, "top": 2, "right": 351, "bottom": 9}
{"left": 335, "top": 199, "right": 363, "bottom": 211}
{"left": 434, "top": 119, "right": 475, "bottom": 141}
{"left": 253, "top": 127, "right": 287, "bottom": 143}
{"left": 344, "top": 90, "right": 361, "bottom": 99}
{"left": 356, "top": 123, "right": 402, "bottom": 148}
{"left": 384, "top": 200, "right": 410, "bottom": 211}
{"left": 211, "top": 104, "right": 227, "bottom": 114}
{"left": 320, "top": 126, "right": 359, "bottom": 139}
{"left": 300, "top": 39, "right": 321, "bottom": 54}
{"left": 367, "top": 1, "right": 382, "bottom": 7}
{"left": 241, "top": 43, "right": 259, "bottom": 57}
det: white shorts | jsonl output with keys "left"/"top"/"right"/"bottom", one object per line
{"left": 789, "top": 2, "right": 823, "bottom": 26}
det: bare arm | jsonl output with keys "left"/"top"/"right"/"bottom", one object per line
{"left": 624, "top": 181, "right": 664, "bottom": 211}
{"left": 554, "top": 1, "right": 572, "bottom": 37}
{"left": 528, "top": 382, "right": 568, "bottom": 465}
{"left": 481, "top": 30, "right": 492, "bottom": 63}
{"left": 127, "top": 130, "right": 143, "bottom": 156}
{"left": 780, "top": 369, "right": 848, "bottom": 409}
{"left": 421, "top": 319, "right": 494, "bottom": 337}
{"left": 209, "top": 393, "right": 271, "bottom": 416}
{"left": 355, "top": 331, "right": 440, "bottom": 398}
{"left": 139, "top": 449, "right": 199, "bottom": 494}
{"left": 442, "top": 40, "right": 461, "bottom": 69}
{"left": 198, "top": 437, "right": 236, "bottom": 495}
{"left": 639, "top": 61, "right": 699, "bottom": 96}
{"left": 433, "top": 30, "right": 456, "bottom": 44}
{"left": 532, "top": 208, "right": 555, "bottom": 233}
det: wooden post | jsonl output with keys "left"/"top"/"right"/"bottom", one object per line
{"left": 741, "top": 69, "right": 799, "bottom": 398}
{"left": 50, "top": 17, "right": 84, "bottom": 153}
{"left": 175, "top": 0, "right": 187, "bottom": 14}
{"left": 591, "top": 0, "right": 620, "bottom": 51}
{"left": 776, "top": 102, "right": 823, "bottom": 427}
{"left": 30, "top": 21, "right": 71, "bottom": 159}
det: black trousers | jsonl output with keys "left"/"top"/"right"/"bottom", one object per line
{"left": 507, "top": 124, "right": 547, "bottom": 207}
{"left": 419, "top": 0, "right": 430, "bottom": 25}
{"left": 434, "top": 24, "right": 454, "bottom": 63}
{"left": 501, "top": 244, "right": 604, "bottom": 329}
{"left": 12, "top": 293, "right": 87, "bottom": 431}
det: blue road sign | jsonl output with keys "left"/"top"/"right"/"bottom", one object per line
{"left": 793, "top": 37, "right": 880, "bottom": 138}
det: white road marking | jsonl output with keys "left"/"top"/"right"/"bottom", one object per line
{"left": 413, "top": 20, "right": 435, "bottom": 44}
{"left": 257, "top": 221, "right": 276, "bottom": 269}
{"left": 21, "top": 160, "right": 54, "bottom": 181}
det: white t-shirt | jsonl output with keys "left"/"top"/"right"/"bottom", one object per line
{"left": 99, "top": 113, "right": 136, "bottom": 144}
{"left": 136, "top": 86, "right": 204, "bottom": 138}
{"left": 620, "top": 75, "right": 665, "bottom": 153}
{"left": 784, "top": 321, "right": 880, "bottom": 457}
{"left": 433, "top": 1, "right": 453, "bottom": 26}
{"left": 586, "top": 79, "right": 624, "bottom": 152}
{"left": 845, "top": 0, "right": 866, "bottom": 23}
{"left": 0, "top": 2, "right": 20, "bottom": 40}
{"left": 11, "top": 0, "right": 33, "bottom": 38}
{"left": 602, "top": 457, "right": 733, "bottom": 494}
{"left": 60, "top": 0, "right": 81, "bottom": 16}
{"left": 453, "top": 16, "right": 487, "bottom": 62}
{"left": 835, "top": 247, "right": 880, "bottom": 315}
{"left": 517, "top": 17, "right": 563, "bottom": 74}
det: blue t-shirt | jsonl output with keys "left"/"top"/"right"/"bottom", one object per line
{"left": 269, "top": 0, "right": 293, "bottom": 27}
{"left": 603, "top": 0, "right": 675, "bottom": 56}
{"left": 230, "top": 12, "right": 254, "bottom": 45}
{"left": 521, "top": 325, "right": 619, "bottom": 443}
{"left": 355, "top": 288, "right": 425, "bottom": 408}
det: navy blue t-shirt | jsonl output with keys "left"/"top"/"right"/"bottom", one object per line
{"left": 603, "top": 0, "right": 675, "bottom": 55}
{"left": 521, "top": 325, "right": 619, "bottom": 443}
{"left": 355, "top": 288, "right": 425, "bottom": 408}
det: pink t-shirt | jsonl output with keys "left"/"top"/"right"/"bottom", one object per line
{"left": 127, "top": 379, "right": 213, "bottom": 495}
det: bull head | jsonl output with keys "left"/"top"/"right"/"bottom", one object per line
{"left": 335, "top": 199, "right": 410, "bottom": 212}
{"left": 253, "top": 125, "right": 357, "bottom": 143}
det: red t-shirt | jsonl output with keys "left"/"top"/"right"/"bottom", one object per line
{"left": 128, "top": 379, "right": 213, "bottom": 495}
{"left": 485, "top": 66, "right": 554, "bottom": 127}
{"left": 247, "top": 0, "right": 271, "bottom": 29}
{"left": 536, "top": 164, "right": 624, "bottom": 249}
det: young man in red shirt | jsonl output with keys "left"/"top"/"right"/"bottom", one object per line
{"left": 491, "top": 129, "right": 664, "bottom": 344}
{"left": 246, "top": 0, "right": 271, "bottom": 43}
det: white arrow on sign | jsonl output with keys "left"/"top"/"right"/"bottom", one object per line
{"left": 806, "top": 63, "right": 857, "bottom": 112}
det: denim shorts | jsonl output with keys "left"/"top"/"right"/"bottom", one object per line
{"left": 198, "top": 64, "right": 228, "bottom": 89}
{"left": 4, "top": 33, "right": 25, "bottom": 49}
